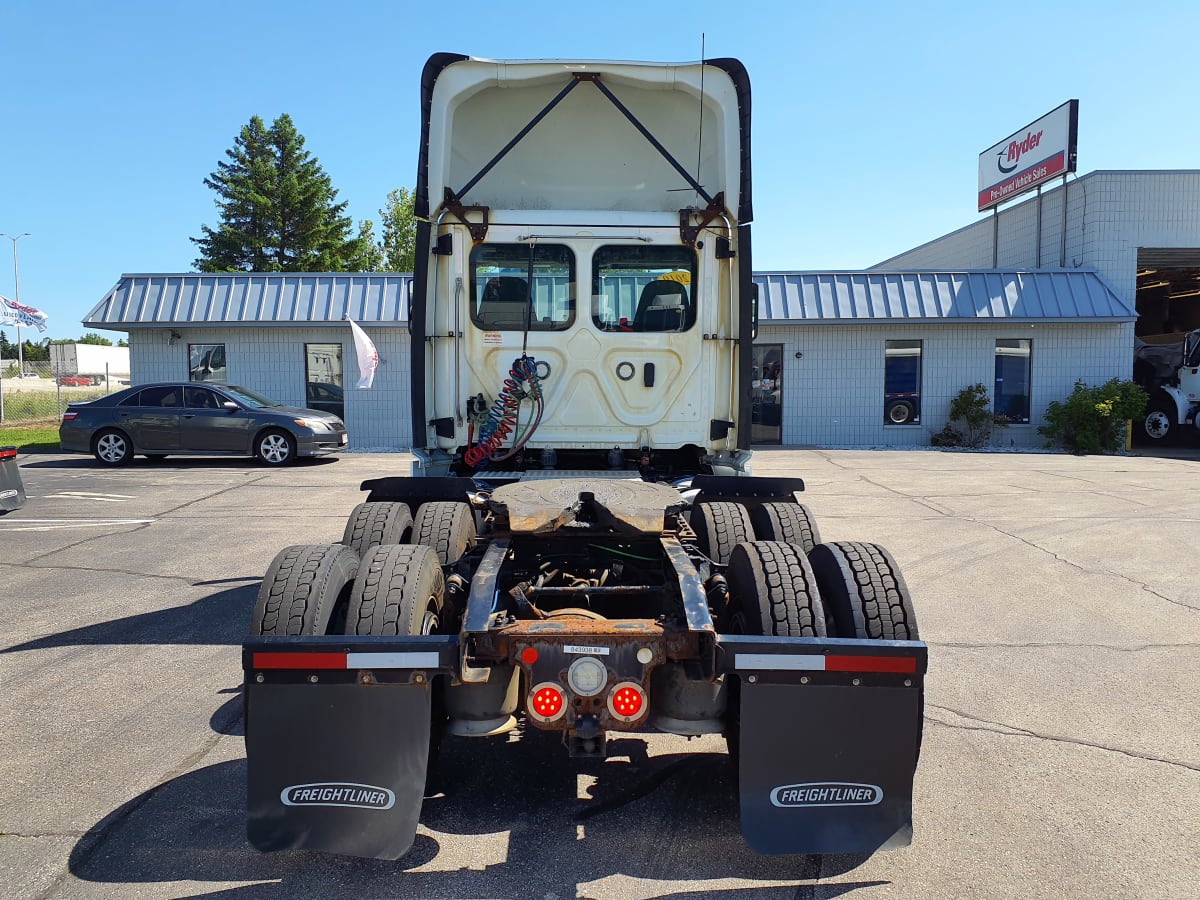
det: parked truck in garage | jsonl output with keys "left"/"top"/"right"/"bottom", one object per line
{"left": 1142, "top": 328, "right": 1200, "bottom": 442}
{"left": 242, "top": 53, "right": 928, "bottom": 861}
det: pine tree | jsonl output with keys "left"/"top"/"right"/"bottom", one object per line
{"left": 192, "top": 114, "right": 373, "bottom": 272}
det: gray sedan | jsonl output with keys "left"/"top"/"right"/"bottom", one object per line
{"left": 59, "top": 383, "right": 349, "bottom": 466}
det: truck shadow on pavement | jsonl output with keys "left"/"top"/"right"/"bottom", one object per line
{"left": 0, "top": 581, "right": 257, "bottom": 654}
{"left": 66, "top": 725, "right": 883, "bottom": 899}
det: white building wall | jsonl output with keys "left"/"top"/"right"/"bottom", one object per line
{"left": 877, "top": 171, "right": 1200, "bottom": 304}
{"left": 762, "top": 320, "right": 1135, "bottom": 449}
{"left": 127, "top": 324, "right": 412, "bottom": 451}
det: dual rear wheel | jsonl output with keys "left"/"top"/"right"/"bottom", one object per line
{"left": 251, "top": 500, "right": 476, "bottom": 638}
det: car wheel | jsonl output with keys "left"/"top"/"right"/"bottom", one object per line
{"left": 256, "top": 428, "right": 296, "bottom": 466}
{"left": 93, "top": 429, "right": 133, "bottom": 466}
{"left": 886, "top": 400, "right": 915, "bottom": 424}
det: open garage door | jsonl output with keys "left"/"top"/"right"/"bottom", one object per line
{"left": 1134, "top": 248, "right": 1200, "bottom": 392}
{"left": 1136, "top": 248, "right": 1200, "bottom": 336}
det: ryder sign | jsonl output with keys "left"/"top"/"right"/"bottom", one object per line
{"left": 978, "top": 100, "right": 1078, "bottom": 212}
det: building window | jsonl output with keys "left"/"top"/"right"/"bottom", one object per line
{"left": 884, "top": 340, "right": 922, "bottom": 425}
{"left": 995, "top": 339, "right": 1031, "bottom": 423}
{"left": 469, "top": 244, "right": 575, "bottom": 331}
{"left": 592, "top": 245, "right": 697, "bottom": 333}
{"left": 751, "top": 344, "right": 783, "bottom": 444}
{"left": 189, "top": 344, "right": 226, "bottom": 382}
{"left": 305, "top": 343, "right": 344, "bottom": 419}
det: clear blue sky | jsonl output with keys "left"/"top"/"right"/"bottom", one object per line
{"left": 3, "top": 0, "right": 1198, "bottom": 341}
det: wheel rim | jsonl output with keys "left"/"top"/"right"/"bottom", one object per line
{"left": 97, "top": 433, "right": 126, "bottom": 462}
{"left": 888, "top": 404, "right": 910, "bottom": 424}
{"left": 421, "top": 602, "right": 440, "bottom": 635}
{"left": 1145, "top": 411, "right": 1170, "bottom": 439}
{"left": 260, "top": 433, "right": 290, "bottom": 463}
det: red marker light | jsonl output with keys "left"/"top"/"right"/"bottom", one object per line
{"left": 520, "top": 646, "right": 539, "bottom": 665}
{"left": 607, "top": 682, "right": 646, "bottom": 722}
{"left": 528, "top": 682, "right": 566, "bottom": 722}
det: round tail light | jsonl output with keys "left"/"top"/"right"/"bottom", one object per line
{"left": 528, "top": 682, "right": 567, "bottom": 723}
{"left": 607, "top": 682, "right": 646, "bottom": 723}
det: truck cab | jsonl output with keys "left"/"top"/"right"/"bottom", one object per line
{"left": 409, "top": 55, "right": 754, "bottom": 479}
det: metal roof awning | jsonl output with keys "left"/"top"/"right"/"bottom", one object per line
{"left": 752, "top": 270, "right": 1137, "bottom": 324}
{"left": 83, "top": 273, "right": 412, "bottom": 329}
{"left": 83, "top": 269, "right": 1134, "bottom": 330}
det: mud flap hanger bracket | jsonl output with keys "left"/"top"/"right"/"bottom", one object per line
{"left": 442, "top": 71, "right": 729, "bottom": 246}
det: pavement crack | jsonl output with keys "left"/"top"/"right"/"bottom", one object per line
{"left": 927, "top": 703, "right": 1200, "bottom": 773}
{"left": 155, "top": 474, "right": 273, "bottom": 517}
{"left": 960, "top": 518, "right": 1200, "bottom": 613}
{"left": 21, "top": 523, "right": 156, "bottom": 564}
{"left": 15, "top": 561, "right": 196, "bottom": 583}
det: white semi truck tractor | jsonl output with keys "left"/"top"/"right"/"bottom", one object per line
{"left": 242, "top": 53, "right": 927, "bottom": 861}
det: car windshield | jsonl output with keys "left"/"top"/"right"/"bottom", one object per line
{"left": 221, "top": 385, "right": 278, "bottom": 409}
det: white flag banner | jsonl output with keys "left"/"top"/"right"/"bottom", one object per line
{"left": 0, "top": 295, "right": 49, "bottom": 333}
{"left": 348, "top": 319, "right": 379, "bottom": 389}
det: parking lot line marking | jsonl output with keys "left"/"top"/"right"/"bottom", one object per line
{"left": 45, "top": 491, "right": 135, "bottom": 502}
{"left": 0, "top": 518, "right": 156, "bottom": 530}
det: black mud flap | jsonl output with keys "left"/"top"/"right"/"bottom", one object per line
{"left": 720, "top": 635, "right": 927, "bottom": 855}
{"left": 243, "top": 636, "right": 458, "bottom": 860}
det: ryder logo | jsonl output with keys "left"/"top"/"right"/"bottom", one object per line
{"left": 996, "top": 129, "right": 1044, "bottom": 173}
{"left": 770, "top": 782, "right": 883, "bottom": 807}
{"left": 281, "top": 782, "right": 395, "bottom": 810}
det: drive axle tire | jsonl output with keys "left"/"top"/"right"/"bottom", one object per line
{"left": 722, "top": 540, "right": 827, "bottom": 759}
{"left": 412, "top": 501, "right": 476, "bottom": 565}
{"left": 723, "top": 540, "right": 827, "bottom": 637}
{"left": 93, "top": 428, "right": 133, "bottom": 466}
{"left": 691, "top": 501, "right": 754, "bottom": 565}
{"left": 809, "top": 541, "right": 918, "bottom": 640}
{"left": 346, "top": 544, "right": 446, "bottom": 636}
{"left": 749, "top": 502, "right": 821, "bottom": 555}
{"left": 341, "top": 501, "right": 414, "bottom": 557}
{"left": 251, "top": 544, "right": 359, "bottom": 636}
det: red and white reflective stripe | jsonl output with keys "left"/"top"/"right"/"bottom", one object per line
{"left": 736, "top": 653, "right": 917, "bottom": 674}
{"left": 252, "top": 651, "right": 440, "bottom": 670}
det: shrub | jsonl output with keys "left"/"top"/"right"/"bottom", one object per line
{"left": 930, "top": 384, "right": 1008, "bottom": 449}
{"left": 1039, "top": 379, "right": 1147, "bottom": 455}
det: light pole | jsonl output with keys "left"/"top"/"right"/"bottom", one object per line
{"left": 1, "top": 233, "right": 31, "bottom": 377}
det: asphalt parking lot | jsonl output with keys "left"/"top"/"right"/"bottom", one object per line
{"left": 1, "top": 448, "right": 1197, "bottom": 899}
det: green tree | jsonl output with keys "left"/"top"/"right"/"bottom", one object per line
{"left": 375, "top": 187, "right": 417, "bottom": 272}
{"left": 0, "top": 330, "right": 10, "bottom": 359}
{"left": 79, "top": 332, "right": 113, "bottom": 346}
{"left": 192, "top": 114, "right": 373, "bottom": 272}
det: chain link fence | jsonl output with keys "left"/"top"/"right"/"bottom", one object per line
{"left": 0, "top": 360, "right": 125, "bottom": 425}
